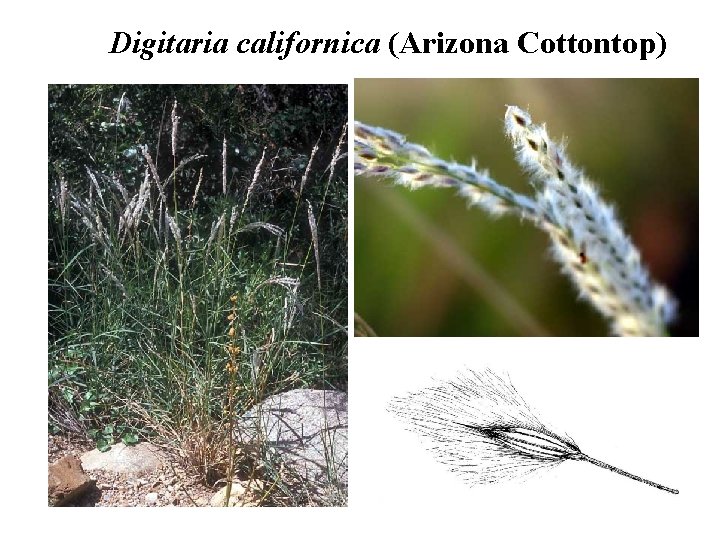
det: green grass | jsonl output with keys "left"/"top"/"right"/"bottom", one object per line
{"left": 48, "top": 85, "right": 347, "bottom": 505}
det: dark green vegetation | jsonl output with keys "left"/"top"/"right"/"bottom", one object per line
{"left": 48, "top": 85, "right": 347, "bottom": 500}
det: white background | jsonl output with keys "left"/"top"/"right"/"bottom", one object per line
{"left": 4, "top": 0, "right": 717, "bottom": 537}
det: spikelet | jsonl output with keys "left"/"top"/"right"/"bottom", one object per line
{"left": 389, "top": 369, "right": 678, "bottom": 494}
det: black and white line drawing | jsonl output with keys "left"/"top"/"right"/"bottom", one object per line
{"left": 388, "top": 369, "right": 678, "bottom": 494}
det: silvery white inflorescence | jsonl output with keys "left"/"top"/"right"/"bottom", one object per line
{"left": 355, "top": 106, "right": 677, "bottom": 336}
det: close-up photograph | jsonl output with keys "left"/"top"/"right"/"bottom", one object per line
{"left": 354, "top": 79, "right": 698, "bottom": 337}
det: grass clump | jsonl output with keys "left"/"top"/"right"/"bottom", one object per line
{"left": 48, "top": 84, "right": 347, "bottom": 505}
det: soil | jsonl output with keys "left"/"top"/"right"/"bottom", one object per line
{"left": 48, "top": 433, "right": 217, "bottom": 507}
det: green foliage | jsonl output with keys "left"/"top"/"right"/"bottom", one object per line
{"left": 48, "top": 85, "right": 348, "bottom": 464}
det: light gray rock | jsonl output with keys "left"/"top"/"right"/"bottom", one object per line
{"left": 81, "top": 442, "right": 163, "bottom": 476}
{"left": 236, "top": 389, "right": 347, "bottom": 497}
{"left": 209, "top": 482, "right": 259, "bottom": 507}
{"left": 144, "top": 492, "right": 159, "bottom": 505}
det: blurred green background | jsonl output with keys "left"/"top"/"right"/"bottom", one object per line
{"left": 355, "top": 79, "right": 698, "bottom": 336}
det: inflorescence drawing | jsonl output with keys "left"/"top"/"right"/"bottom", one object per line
{"left": 388, "top": 369, "right": 678, "bottom": 494}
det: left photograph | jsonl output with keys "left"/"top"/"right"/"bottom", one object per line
{"left": 48, "top": 85, "right": 348, "bottom": 506}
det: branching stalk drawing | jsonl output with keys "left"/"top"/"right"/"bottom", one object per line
{"left": 355, "top": 106, "right": 677, "bottom": 336}
{"left": 388, "top": 369, "right": 678, "bottom": 494}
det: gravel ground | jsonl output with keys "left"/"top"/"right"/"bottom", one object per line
{"left": 48, "top": 434, "right": 217, "bottom": 507}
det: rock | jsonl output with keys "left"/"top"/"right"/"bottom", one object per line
{"left": 48, "top": 455, "right": 95, "bottom": 506}
{"left": 210, "top": 483, "right": 246, "bottom": 507}
{"left": 81, "top": 442, "right": 163, "bottom": 477}
{"left": 236, "top": 389, "right": 347, "bottom": 497}
{"left": 209, "top": 481, "right": 263, "bottom": 507}
{"left": 144, "top": 492, "right": 159, "bottom": 505}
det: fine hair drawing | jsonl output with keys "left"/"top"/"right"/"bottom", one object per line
{"left": 388, "top": 369, "right": 678, "bottom": 494}
{"left": 355, "top": 106, "right": 677, "bottom": 336}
